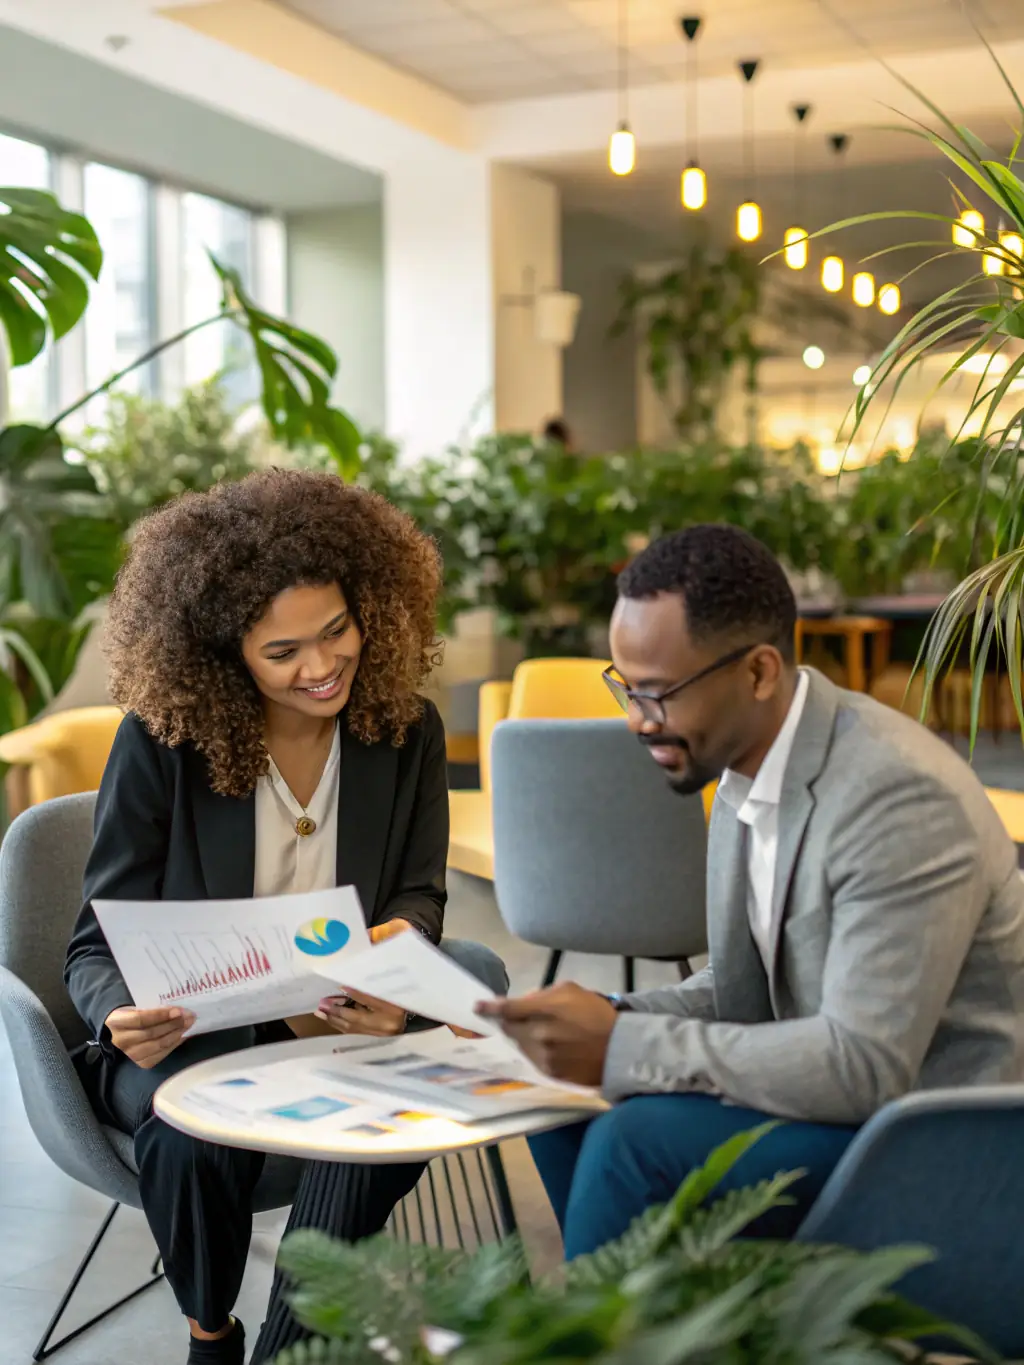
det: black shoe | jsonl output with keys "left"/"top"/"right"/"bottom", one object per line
{"left": 187, "top": 1318, "right": 245, "bottom": 1365}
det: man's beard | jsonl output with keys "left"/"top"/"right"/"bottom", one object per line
{"left": 639, "top": 734, "right": 718, "bottom": 797}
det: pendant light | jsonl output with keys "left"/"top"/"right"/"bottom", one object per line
{"left": 679, "top": 17, "right": 706, "bottom": 210}
{"left": 608, "top": 0, "right": 635, "bottom": 175}
{"left": 878, "top": 282, "right": 901, "bottom": 315}
{"left": 953, "top": 208, "right": 984, "bottom": 248}
{"left": 821, "top": 134, "right": 848, "bottom": 293}
{"left": 784, "top": 103, "right": 811, "bottom": 269}
{"left": 852, "top": 271, "right": 876, "bottom": 306}
{"left": 1000, "top": 229, "right": 1024, "bottom": 276}
{"left": 736, "top": 60, "right": 761, "bottom": 242}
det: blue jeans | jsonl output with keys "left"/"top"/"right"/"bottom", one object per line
{"left": 528, "top": 1093, "right": 858, "bottom": 1258}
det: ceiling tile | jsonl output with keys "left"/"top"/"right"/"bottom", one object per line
{"left": 275, "top": 0, "right": 1024, "bottom": 103}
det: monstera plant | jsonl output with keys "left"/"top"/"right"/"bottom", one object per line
{"left": 0, "top": 183, "right": 361, "bottom": 749}
{"left": 811, "top": 42, "right": 1024, "bottom": 745}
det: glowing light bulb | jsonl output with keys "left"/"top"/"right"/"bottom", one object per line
{"left": 853, "top": 365, "right": 872, "bottom": 386}
{"left": 821, "top": 256, "right": 844, "bottom": 293}
{"left": 852, "top": 271, "right": 875, "bottom": 307}
{"left": 984, "top": 249, "right": 1005, "bottom": 276}
{"left": 681, "top": 164, "right": 706, "bottom": 210}
{"left": 737, "top": 201, "right": 762, "bottom": 242}
{"left": 784, "top": 226, "right": 808, "bottom": 270}
{"left": 999, "top": 230, "right": 1024, "bottom": 274}
{"left": 878, "top": 283, "right": 901, "bottom": 315}
{"left": 953, "top": 208, "right": 984, "bottom": 247}
{"left": 803, "top": 345, "right": 825, "bottom": 370}
{"left": 608, "top": 124, "right": 636, "bottom": 176}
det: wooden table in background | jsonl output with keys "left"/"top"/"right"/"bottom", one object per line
{"left": 796, "top": 616, "right": 893, "bottom": 694}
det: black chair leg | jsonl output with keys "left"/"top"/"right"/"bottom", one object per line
{"left": 541, "top": 950, "right": 562, "bottom": 988}
{"left": 33, "top": 1201, "right": 165, "bottom": 1361}
{"left": 677, "top": 957, "right": 693, "bottom": 981}
{"left": 622, "top": 957, "right": 635, "bottom": 993}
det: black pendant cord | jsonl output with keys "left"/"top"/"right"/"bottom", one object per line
{"left": 617, "top": 0, "right": 628, "bottom": 127}
{"left": 681, "top": 17, "right": 701, "bottom": 166}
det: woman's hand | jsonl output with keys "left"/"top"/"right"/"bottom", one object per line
{"left": 369, "top": 919, "right": 414, "bottom": 944}
{"left": 316, "top": 989, "right": 407, "bottom": 1037}
{"left": 105, "top": 1006, "right": 195, "bottom": 1069}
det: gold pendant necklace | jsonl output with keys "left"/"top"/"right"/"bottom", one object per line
{"left": 295, "top": 815, "right": 317, "bottom": 838}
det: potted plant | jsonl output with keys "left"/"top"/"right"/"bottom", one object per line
{"left": 808, "top": 41, "right": 1024, "bottom": 742}
{"left": 268, "top": 1126, "right": 988, "bottom": 1364}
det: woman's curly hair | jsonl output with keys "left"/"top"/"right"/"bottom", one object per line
{"left": 106, "top": 468, "right": 443, "bottom": 798}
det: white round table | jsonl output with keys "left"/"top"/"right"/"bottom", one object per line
{"left": 154, "top": 1033, "right": 588, "bottom": 1164}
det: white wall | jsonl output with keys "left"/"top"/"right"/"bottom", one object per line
{"left": 490, "top": 164, "right": 562, "bottom": 434}
{"left": 383, "top": 150, "right": 494, "bottom": 456}
{"left": 288, "top": 204, "right": 385, "bottom": 432}
{"left": 562, "top": 211, "right": 675, "bottom": 452}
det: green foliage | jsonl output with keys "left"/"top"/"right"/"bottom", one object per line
{"left": 270, "top": 1128, "right": 989, "bottom": 1365}
{"left": 0, "top": 188, "right": 102, "bottom": 366}
{"left": 211, "top": 255, "right": 362, "bottom": 478}
{"left": 77, "top": 381, "right": 276, "bottom": 527}
{"left": 813, "top": 44, "right": 1024, "bottom": 744}
{"left": 0, "top": 423, "right": 120, "bottom": 619}
{"left": 613, "top": 244, "right": 762, "bottom": 441}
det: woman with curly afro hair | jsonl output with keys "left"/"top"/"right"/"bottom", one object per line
{"left": 65, "top": 468, "right": 507, "bottom": 1365}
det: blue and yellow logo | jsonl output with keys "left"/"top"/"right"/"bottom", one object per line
{"left": 295, "top": 918, "right": 351, "bottom": 957}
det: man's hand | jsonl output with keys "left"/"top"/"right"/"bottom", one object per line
{"left": 105, "top": 1007, "right": 195, "bottom": 1069}
{"left": 317, "top": 989, "right": 407, "bottom": 1037}
{"left": 475, "top": 982, "right": 618, "bottom": 1087}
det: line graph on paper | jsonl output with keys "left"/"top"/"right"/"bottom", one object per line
{"left": 92, "top": 886, "right": 371, "bottom": 1036}
{"left": 145, "top": 925, "right": 290, "bottom": 1004}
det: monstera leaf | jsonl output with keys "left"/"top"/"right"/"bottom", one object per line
{"left": 0, "top": 188, "right": 102, "bottom": 366}
{"left": 0, "top": 424, "right": 118, "bottom": 618}
{"left": 211, "top": 255, "right": 362, "bottom": 477}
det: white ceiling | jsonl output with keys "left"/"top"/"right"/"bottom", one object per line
{"left": 0, "top": 21, "right": 381, "bottom": 212}
{"left": 280, "top": 0, "right": 1024, "bottom": 104}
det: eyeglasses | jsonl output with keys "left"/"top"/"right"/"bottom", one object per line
{"left": 602, "top": 643, "right": 758, "bottom": 726}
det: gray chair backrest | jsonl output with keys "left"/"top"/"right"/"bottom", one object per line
{"left": 0, "top": 792, "right": 96, "bottom": 1050}
{"left": 491, "top": 719, "right": 707, "bottom": 959}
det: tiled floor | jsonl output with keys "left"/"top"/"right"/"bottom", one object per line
{"left": 0, "top": 870, "right": 683, "bottom": 1365}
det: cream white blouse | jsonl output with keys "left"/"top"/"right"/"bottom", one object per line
{"left": 253, "top": 724, "right": 341, "bottom": 897}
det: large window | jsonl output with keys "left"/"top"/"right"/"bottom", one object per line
{"left": 83, "top": 163, "right": 154, "bottom": 401}
{"left": 182, "top": 191, "right": 258, "bottom": 407}
{"left": 0, "top": 129, "right": 282, "bottom": 427}
{"left": 0, "top": 132, "right": 52, "bottom": 423}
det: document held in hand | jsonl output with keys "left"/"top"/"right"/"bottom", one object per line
{"left": 93, "top": 885, "right": 501, "bottom": 1038}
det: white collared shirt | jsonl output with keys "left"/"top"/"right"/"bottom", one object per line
{"left": 716, "top": 669, "right": 810, "bottom": 968}
{"left": 253, "top": 725, "right": 341, "bottom": 897}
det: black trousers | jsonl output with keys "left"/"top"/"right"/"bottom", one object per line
{"left": 109, "top": 1025, "right": 425, "bottom": 1345}
{"left": 105, "top": 940, "right": 509, "bottom": 1359}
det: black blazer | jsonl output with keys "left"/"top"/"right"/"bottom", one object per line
{"left": 65, "top": 701, "right": 449, "bottom": 1043}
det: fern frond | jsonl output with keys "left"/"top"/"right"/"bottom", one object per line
{"left": 566, "top": 1131, "right": 799, "bottom": 1290}
{"left": 674, "top": 1170, "right": 804, "bottom": 1263}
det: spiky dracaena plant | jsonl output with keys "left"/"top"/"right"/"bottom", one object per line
{"left": 808, "top": 38, "right": 1024, "bottom": 746}
{"left": 270, "top": 1125, "right": 992, "bottom": 1365}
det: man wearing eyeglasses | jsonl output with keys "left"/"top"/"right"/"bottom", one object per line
{"left": 477, "top": 523, "right": 1024, "bottom": 1258}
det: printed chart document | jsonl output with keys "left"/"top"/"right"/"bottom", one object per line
{"left": 182, "top": 1029, "right": 608, "bottom": 1140}
{"left": 321, "top": 930, "right": 503, "bottom": 1037}
{"left": 94, "top": 886, "right": 371, "bottom": 1035}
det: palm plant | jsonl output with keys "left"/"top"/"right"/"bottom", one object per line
{"left": 811, "top": 43, "right": 1024, "bottom": 744}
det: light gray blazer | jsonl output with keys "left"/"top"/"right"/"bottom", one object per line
{"left": 603, "top": 669, "right": 1024, "bottom": 1124}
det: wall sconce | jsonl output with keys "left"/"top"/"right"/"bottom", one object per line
{"left": 501, "top": 269, "right": 582, "bottom": 348}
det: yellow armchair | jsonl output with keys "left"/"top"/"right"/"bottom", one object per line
{"left": 0, "top": 706, "right": 122, "bottom": 815}
{"left": 450, "top": 658, "right": 657, "bottom": 881}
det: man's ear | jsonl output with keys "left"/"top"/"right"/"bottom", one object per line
{"left": 750, "top": 645, "right": 786, "bottom": 700}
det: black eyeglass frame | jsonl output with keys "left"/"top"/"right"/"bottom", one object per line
{"left": 602, "top": 642, "right": 760, "bottom": 725}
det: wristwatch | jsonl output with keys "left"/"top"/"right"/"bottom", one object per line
{"left": 605, "top": 993, "right": 634, "bottom": 1013}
